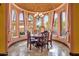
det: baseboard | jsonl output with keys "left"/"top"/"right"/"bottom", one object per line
{"left": 70, "top": 53, "right": 79, "bottom": 56}
{"left": 0, "top": 53, "right": 8, "bottom": 56}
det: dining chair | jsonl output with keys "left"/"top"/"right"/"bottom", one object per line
{"left": 39, "top": 31, "right": 49, "bottom": 52}
{"left": 27, "top": 31, "right": 37, "bottom": 50}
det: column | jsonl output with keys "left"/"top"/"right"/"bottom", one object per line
{"left": 51, "top": 11, "right": 55, "bottom": 32}
{"left": 5, "top": 3, "right": 9, "bottom": 53}
{"left": 58, "top": 12, "right": 61, "bottom": 36}
{"left": 33, "top": 16, "right": 36, "bottom": 32}
{"left": 69, "top": 4, "right": 79, "bottom": 55}
{"left": 0, "top": 4, "right": 8, "bottom": 54}
{"left": 26, "top": 12, "right": 29, "bottom": 30}
{"left": 48, "top": 12, "right": 52, "bottom": 31}
{"left": 8, "top": 4, "right": 12, "bottom": 42}
{"left": 66, "top": 4, "right": 71, "bottom": 43}
{"left": 24, "top": 11, "right": 27, "bottom": 36}
{"left": 16, "top": 9, "right": 20, "bottom": 38}
{"left": 41, "top": 16, "right": 44, "bottom": 27}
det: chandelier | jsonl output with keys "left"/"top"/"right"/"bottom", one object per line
{"left": 34, "top": 12, "right": 44, "bottom": 18}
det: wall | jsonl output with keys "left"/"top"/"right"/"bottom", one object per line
{"left": 0, "top": 4, "right": 7, "bottom": 54}
{"left": 70, "top": 3, "right": 79, "bottom": 53}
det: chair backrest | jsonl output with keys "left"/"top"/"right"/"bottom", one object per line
{"left": 44, "top": 31, "right": 49, "bottom": 39}
{"left": 27, "top": 31, "right": 31, "bottom": 40}
{"left": 41, "top": 31, "right": 49, "bottom": 42}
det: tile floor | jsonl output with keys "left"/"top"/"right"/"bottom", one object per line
{"left": 8, "top": 40, "right": 70, "bottom": 56}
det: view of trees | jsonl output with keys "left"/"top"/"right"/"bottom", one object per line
{"left": 44, "top": 15, "right": 49, "bottom": 31}
{"left": 61, "top": 12, "right": 66, "bottom": 36}
{"left": 28, "top": 14, "right": 33, "bottom": 33}
{"left": 19, "top": 12, "right": 25, "bottom": 35}
{"left": 53, "top": 13, "right": 58, "bottom": 34}
{"left": 36, "top": 16, "right": 42, "bottom": 32}
{"left": 11, "top": 9, "right": 17, "bottom": 37}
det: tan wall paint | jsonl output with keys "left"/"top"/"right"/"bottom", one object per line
{"left": 71, "top": 4, "right": 79, "bottom": 53}
{"left": 0, "top": 4, "right": 7, "bottom": 53}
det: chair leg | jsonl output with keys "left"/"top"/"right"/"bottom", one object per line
{"left": 41, "top": 46, "right": 43, "bottom": 52}
{"left": 30, "top": 43, "right": 31, "bottom": 50}
{"left": 41, "top": 42, "right": 43, "bottom": 52}
{"left": 50, "top": 41, "right": 52, "bottom": 48}
{"left": 27, "top": 43, "right": 28, "bottom": 48}
{"left": 27, "top": 41, "right": 29, "bottom": 48}
{"left": 47, "top": 43, "right": 49, "bottom": 50}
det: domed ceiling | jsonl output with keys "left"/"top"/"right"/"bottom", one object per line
{"left": 15, "top": 3, "right": 62, "bottom": 12}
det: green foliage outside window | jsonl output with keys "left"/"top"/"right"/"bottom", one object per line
{"left": 20, "top": 32, "right": 25, "bottom": 35}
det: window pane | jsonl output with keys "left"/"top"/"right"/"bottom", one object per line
{"left": 36, "top": 16, "right": 42, "bottom": 32}
{"left": 61, "top": 12, "right": 66, "bottom": 36}
{"left": 28, "top": 14, "right": 33, "bottom": 21}
{"left": 44, "top": 15, "right": 49, "bottom": 31}
{"left": 28, "top": 14, "right": 33, "bottom": 33}
{"left": 11, "top": 9, "right": 17, "bottom": 37}
{"left": 19, "top": 12, "right": 25, "bottom": 36}
{"left": 53, "top": 13, "right": 58, "bottom": 35}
